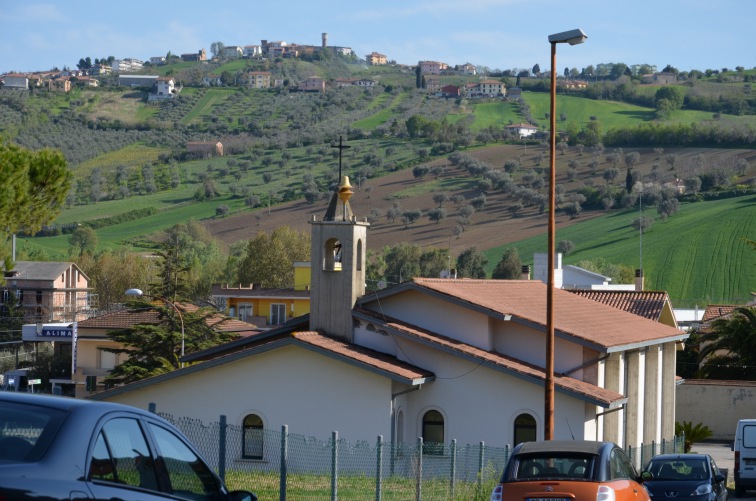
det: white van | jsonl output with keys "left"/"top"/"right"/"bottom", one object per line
{"left": 734, "top": 419, "right": 756, "bottom": 497}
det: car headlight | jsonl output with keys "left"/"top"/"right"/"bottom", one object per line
{"left": 693, "top": 484, "right": 713, "bottom": 496}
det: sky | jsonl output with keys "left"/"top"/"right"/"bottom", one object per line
{"left": 1, "top": 0, "right": 754, "bottom": 75}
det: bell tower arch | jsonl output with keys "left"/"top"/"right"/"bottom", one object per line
{"left": 309, "top": 175, "right": 368, "bottom": 341}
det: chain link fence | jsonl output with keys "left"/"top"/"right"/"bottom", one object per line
{"left": 153, "top": 405, "right": 684, "bottom": 501}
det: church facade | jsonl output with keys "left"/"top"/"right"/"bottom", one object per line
{"left": 92, "top": 176, "right": 687, "bottom": 452}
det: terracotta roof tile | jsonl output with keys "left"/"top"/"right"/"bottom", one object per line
{"left": 567, "top": 289, "right": 669, "bottom": 321}
{"left": 701, "top": 304, "right": 739, "bottom": 323}
{"left": 292, "top": 331, "right": 433, "bottom": 382}
{"left": 77, "top": 306, "right": 259, "bottom": 334}
{"left": 400, "top": 278, "right": 686, "bottom": 350}
{"left": 354, "top": 308, "right": 624, "bottom": 407}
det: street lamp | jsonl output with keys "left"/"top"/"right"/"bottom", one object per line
{"left": 546, "top": 28, "right": 587, "bottom": 441}
{"left": 125, "top": 288, "right": 185, "bottom": 367}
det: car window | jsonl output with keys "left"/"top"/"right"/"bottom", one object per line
{"left": 647, "top": 459, "right": 708, "bottom": 480}
{"left": 90, "top": 418, "right": 160, "bottom": 492}
{"left": 148, "top": 422, "right": 222, "bottom": 500}
{"left": 513, "top": 454, "right": 595, "bottom": 480}
{"left": 0, "top": 401, "right": 65, "bottom": 462}
{"left": 609, "top": 448, "right": 636, "bottom": 480}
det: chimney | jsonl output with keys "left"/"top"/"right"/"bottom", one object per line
{"left": 521, "top": 265, "right": 531, "bottom": 280}
{"left": 635, "top": 269, "right": 644, "bottom": 291}
{"left": 450, "top": 268, "right": 457, "bottom": 279}
{"left": 322, "top": 32, "right": 328, "bottom": 49}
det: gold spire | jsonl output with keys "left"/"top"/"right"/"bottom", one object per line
{"left": 337, "top": 175, "right": 353, "bottom": 205}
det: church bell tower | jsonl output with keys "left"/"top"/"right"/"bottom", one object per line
{"left": 309, "top": 175, "right": 368, "bottom": 342}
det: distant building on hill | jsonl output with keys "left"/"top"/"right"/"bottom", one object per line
{"left": 181, "top": 49, "right": 207, "bottom": 62}
{"left": 186, "top": 141, "right": 223, "bottom": 158}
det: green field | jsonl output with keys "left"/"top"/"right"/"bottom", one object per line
{"left": 482, "top": 194, "right": 756, "bottom": 306}
{"left": 353, "top": 92, "right": 410, "bottom": 129}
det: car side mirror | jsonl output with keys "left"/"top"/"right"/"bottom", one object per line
{"left": 715, "top": 474, "right": 725, "bottom": 483}
{"left": 227, "top": 491, "right": 257, "bottom": 501}
{"left": 641, "top": 471, "right": 654, "bottom": 481}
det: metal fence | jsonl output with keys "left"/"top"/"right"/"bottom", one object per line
{"left": 151, "top": 405, "right": 684, "bottom": 501}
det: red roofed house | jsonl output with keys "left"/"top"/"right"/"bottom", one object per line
{"left": 69, "top": 305, "right": 258, "bottom": 397}
{"left": 92, "top": 180, "right": 686, "bottom": 459}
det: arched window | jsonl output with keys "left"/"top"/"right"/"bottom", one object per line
{"left": 242, "top": 414, "right": 264, "bottom": 459}
{"left": 422, "top": 410, "right": 444, "bottom": 455}
{"left": 323, "top": 238, "right": 342, "bottom": 272}
{"left": 513, "top": 413, "right": 537, "bottom": 446}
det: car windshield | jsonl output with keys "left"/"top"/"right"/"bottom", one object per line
{"left": 646, "top": 459, "right": 709, "bottom": 480}
{"left": 0, "top": 401, "right": 67, "bottom": 462}
{"left": 513, "top": 453, "right": 596, "bottom": 480}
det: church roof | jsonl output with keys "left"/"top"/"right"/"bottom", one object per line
{"left": 88, "top": 329, "right": 432, "bottom": 400}
{"left": 354, "top": 308, "right": 625, "bottom": 408}
{"left": 322, "top": 190, "right": 353, "bottom": 221}
{"left": 360, "top": 278, "right": 687, "bottom": 352}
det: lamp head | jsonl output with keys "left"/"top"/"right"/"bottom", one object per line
{"left": 125, "top": 288, "right": 144, "bottom": 296}
{"left": 548, "top": 28, "right": 587, "bottom": 45}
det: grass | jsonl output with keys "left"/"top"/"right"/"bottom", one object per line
{"left": 353, "top": 92, "right": 409, "bottom": 129}
{"left": 181, "top": 88, "right": 237, "bottom": 125}
{"left": 466, "top": 101, "right": 522, "bottom": 131}
{"left": 225, "top": 470, "right": 499, "bottom": 501}
{"left": 523, "top": 92, "right": 656, "bottom": 130}
{"left": 482, "top": 194, "right": 756, "bottom": 306}
{"left": 73, "top": 143, "right": 171, "bottom": 176}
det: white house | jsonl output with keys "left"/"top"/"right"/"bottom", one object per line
{"left": 243, "top": 45, "right": 262, "bottom": 58}
{"left": 505, "top": 123, "right": 539, "bottom": 139}
{"left": 91, "top": 178, "right": 686, "bottom": 454}
{"left": 2, "top": 73, "right": 29, "bottom": 90}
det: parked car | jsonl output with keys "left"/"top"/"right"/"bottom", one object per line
{"left": 642, "top": 453, "right": 727, "bottom": 501}
{"left": 490, "top": 440, "right": 649, "bottom": 501}
{"left": 0, "top": 392, "right": 257, "bottom": 501}
{"left": 733, "top": 418, "right": 756, "bottom": 497}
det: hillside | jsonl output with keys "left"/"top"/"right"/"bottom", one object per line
{"left": 201, "top": 143, "right": 756, "bottom": 306}
{"left": 3, "top": 57, "right": 756, "bottom": 305}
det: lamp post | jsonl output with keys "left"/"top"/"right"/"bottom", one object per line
{"left": 546, "top": 28, "right": 587, "bottom": 441}
{"left": 125, "top": 288, "right": 185, "bottom": 367}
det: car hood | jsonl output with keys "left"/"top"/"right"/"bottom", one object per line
{"left": 644, "top": 480, "right": 708, "bottom": 493}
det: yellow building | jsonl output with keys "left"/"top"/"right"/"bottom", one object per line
{"left": 211, "top": 262, "right": 311, "bottom": 328}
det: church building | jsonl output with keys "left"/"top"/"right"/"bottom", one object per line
{"left": 92, "top": 174, "right": 687, "bottom": 454}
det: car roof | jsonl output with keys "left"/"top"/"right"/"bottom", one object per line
{"left": 516, "top": 440, "right": 610, "bottom": 455}
{"left": 648, "top": 453, "right": 710, "bottom": 461}
{"left": 0, "top": 391, "right": 151, "bottom": 416}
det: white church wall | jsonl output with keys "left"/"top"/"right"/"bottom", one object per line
{"left": 394, "top": 335, "right": 590, "bottom": 447}
{"left": 374, "top": 291, "right": 492, "bottom": 350}
{"left": 492, "top": 320, "right": 585, "bottom": 376}
{"left": 104, "top": 345, "right": 393, "bottom": 442}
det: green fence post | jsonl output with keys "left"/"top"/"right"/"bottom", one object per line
{"left": 332, "top": 431, "right": 338, "bottom": 501}
{"left": 450, "top": 439, "right": 457, "bottom": 499}
{"left": 280, "top": 425, "right": 288, "bottom": 501}
{"left": 478, "top": 441, "right": 485, "bottom": 494}
{"left": 219, "top": 415, "right": 227, "bottom": 482}
{"left": 376, "top": 435, "right": 383, "bottom": 501}
{"left": 416, "top": 437, "right": 423, "bottom": 501}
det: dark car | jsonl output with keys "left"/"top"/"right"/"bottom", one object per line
{"left": 490, "top": 440, "right": 650, "bottom": 501}
{"left": 642, "top": 453, "right": 727, "bottom": 501}
{"left": 0, "top": 392, "right": 257, "bottom": 501}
